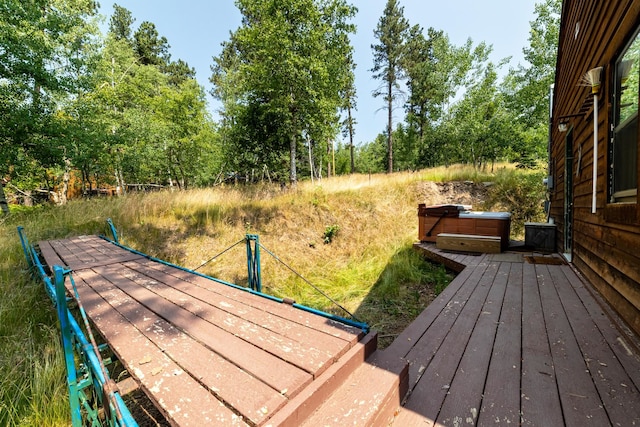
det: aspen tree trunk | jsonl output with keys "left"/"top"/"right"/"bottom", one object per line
{"left": 348, "top": 102, "right": 355, "bottom": 174}
{"left": 290, "top": 131, "right": 297, "bottom": 185}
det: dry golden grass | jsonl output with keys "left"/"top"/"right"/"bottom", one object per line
{"left": 98, "top": 167, "right": 507, "bottom": 315}
{"left": 113, "top": 172, "right": 430, "bottom": 312}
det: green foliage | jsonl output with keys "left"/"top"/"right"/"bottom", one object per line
{"left": 323, "top": 224, "right": 340, "bottom": 244}
{"left": 0, "top": 2, "right": 220, "bottom": 206}
{"left": 483, "top": 167, "right": 547, "bottom": 237}
{"left": 0, "top": 235, "right": 69, "bottom": 425}
{"left": 355, "top": 245, "right": 452, "bottom": 347}
{"left": 355, "top": 0, "right": 560, "bottom": 176}
{"left": 0, "top": 0, "right": 100, "bottom": 191}
{"left": 211, "top": 0, "right": 357, "bottom": 184}
{"left": 133, "top": 21, "right": 170, "bottom": 66}
{"left": 447, "top": 60, "right": 515, "bottom": 168}
{"left": 109, "top": 4, "right": 135, "bottom": 43}
{"left": 404, "top": 26, "right": 472, "bottom": 141}
{"left": 501, "top": 0, "right": 561, "bottom": 164}
{"left": 504, "top": 0, "right": 561, "bottom": 128}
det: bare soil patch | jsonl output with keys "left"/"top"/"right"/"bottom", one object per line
{"left": 416, "top": 181, "right": 489, "bottom": 209}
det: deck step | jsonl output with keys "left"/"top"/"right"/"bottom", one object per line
{"left": 265, "top": 331, "right": 378, "bottom": 427}
{"left": 297, "top": 350, "right": 408, "bottom": 427}
{"left": 436, "top": 233, "right": 502, "bottom": 253}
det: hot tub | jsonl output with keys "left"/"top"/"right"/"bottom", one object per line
{"left": 418, "top": 205, "right": 511, "bottom": 250}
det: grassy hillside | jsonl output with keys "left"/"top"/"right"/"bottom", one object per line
{"left": 0, "top": 165, "right": 546, "bottom": 425}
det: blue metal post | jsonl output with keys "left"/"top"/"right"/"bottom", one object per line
{"left": 245, "top": 234, "right": 262, "bottom": 292}
{"left": 17, "top": 226, "right": 35, "bottom": 269}
{"left": 53, "top": 266, "right": 83, "bottom": 427}
{"left": 106, "top": 218, "right": 119, "bottom": 244}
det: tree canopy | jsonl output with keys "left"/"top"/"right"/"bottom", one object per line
{"left": 365, "top": 0, "right": 561, "bottom": 173}
{"left": 211, "top": 0, "right": 357, "bottom": 184}
{"left": 371, "top": 0, "right": 409, "bottom": 173}
{"left": 0, "top": 0, "right": 561, "bottom": 211}
{"left": 0, "top": 1, "right": 217, "bottom": 209}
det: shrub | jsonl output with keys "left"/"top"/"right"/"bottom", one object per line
{"left": 323, "top": 224, "right": 340, "bottom": 244}
{"left": 483, "top": 168, "right": 547, "bottom": 238}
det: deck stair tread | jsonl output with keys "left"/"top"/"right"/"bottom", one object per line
{"left": 264, "top": 331, "right": 379, "bottom": 427}
{"left": 436, "top": 232, "right": 502, "bottom": 253}
{"left": 297, "top": 350, "right": 408, "bottom": 427}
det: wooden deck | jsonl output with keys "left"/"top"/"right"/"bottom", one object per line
{"left": 37, "top": 235, "right": 640, "bottom": 426}
{"left": 37, "top": 235, "right": 366, "bottom": 426}
{"left": 387, "top": 243, "right": 640, "bottom": 426}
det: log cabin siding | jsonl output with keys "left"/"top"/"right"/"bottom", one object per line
{"left": 551, "top": 0, "right": 640, "bottom": 335}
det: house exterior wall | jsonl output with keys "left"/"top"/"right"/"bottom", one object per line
{"left": 551, "top": 0, "right": 640, "bottom": 335}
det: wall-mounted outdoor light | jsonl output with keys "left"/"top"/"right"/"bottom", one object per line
{"left": 558, "top": 121, "right": 569, "bottom": 132}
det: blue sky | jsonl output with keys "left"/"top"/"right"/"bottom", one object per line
{"left": 98, "top": 1, "right": 537, "bottom": 145}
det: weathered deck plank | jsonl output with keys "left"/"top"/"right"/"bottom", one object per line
{"left": 69, "top": 269, "right": 249, "bottom": 426}
{"left": 520, "top": 261, "right": 565, "bottom": 426}
{"left": 395, "top": 261, "right": 491, "bottom": 390}
{"left": 560, "top": 264, "right": 640, "bottom": 392}
{"left": 37, "top": 235, "right": 367, "bottom": 426}
{"left": 536, "top": 264, "right": 611, "bottom": 425}
{"left": 37, "top": 240, "right": 68, "bottom": 269}
{"left": 95, "top": 263, "right": 312, "bottom": 397}
{"left": 43, "top": 235, "right": 143, "bottom": 270}
{"left": 477, "top": 262, "right": 522, "bottom": 425}
{"left": 401, "top": 262, "right": 498, "bottom": 420}
{"left": 143, "top": 260, "right": 363, "bottom": 342}
{"left": 547, "top": 264, "right": 640, "bottom": 425}
{"left": 435, "top": 261, "right": 509, "bottom": 425}
{"left": 123, "top": 260, "right": 352, "bottom": 373}
{"left": 74, "top": 268, "right": 284, "bottom": 425}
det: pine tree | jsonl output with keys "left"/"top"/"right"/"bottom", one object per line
{"left": 109, "top": 4, "right": 135, "bottom": 43}
{"left": 371, "top": 0, "right": 409, "bottom": 173}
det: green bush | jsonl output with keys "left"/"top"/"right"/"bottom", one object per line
{"left": 483, "top": 168, "right": 547, "bottom": 238}
{"left": 323, "top": 224, "right": 340, "bottom": 244}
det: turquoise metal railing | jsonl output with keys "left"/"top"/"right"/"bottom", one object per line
{"left": 100, "top": 221, "right": 369, "bottom": 334}
{"left": 17, "top": 226, "right": 138, "bottom": 427}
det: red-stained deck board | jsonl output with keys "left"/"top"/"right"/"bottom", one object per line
{"left": 37, "top": 236, "right": 366, "bottom": 426}
{"left": 67, "top": 269, "right": 248, "bottom": 426}
{"left": 401, "top": 262, "right": 499, "bottom": 419}
{"left": 560, "top": 264, "right": 640, "bottom": 393}
{"left": 536, "top": 264, "right": 611, "bottom": 425}
{"left": 520, "top": 261, "right": 565, "bottom": 426}
{"left": 142, "top": 259, "right": 363, "bottom": 343}
{"left": 546, "top": 264, "right": 640, "bottom": 425}
{"left": 37, "top": 240, "right": 68, "bottom": 269}
{"left": 94, "top": 263, "right": 311, "bottom": 397}
{"left": 436, "top": 261, "right": 510, "bottom": 426}
{"left": 477, "top": 261, "right": 522, "bottom": 425}
{"left": 122, "top": 260, "right": 353, "bottom": 373}
{"left": 44, "top": 235, "right": 143, "bottom": 270}
{"left": 73, "top": 269, "right": 283, "bottom": 426}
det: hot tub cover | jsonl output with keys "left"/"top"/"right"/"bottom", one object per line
{"left": 459, "top": 211, "right": 511, "bottom": 220}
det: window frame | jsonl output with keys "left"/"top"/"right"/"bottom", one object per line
{"left": 609, "top": 27, "right": 640, "bottom": 206}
